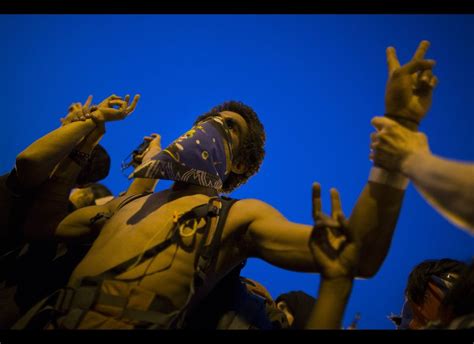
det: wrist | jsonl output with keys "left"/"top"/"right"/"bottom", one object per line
{"left": 319, "top": 277, "right": 353, "bottom": 296}
{"left": 401, "top": 150, "right": 431, "bottom": 178}
{"left": 369, "top": 166, "right": 409, "bottom": 190}
{"left": 89, "top": 111, "right": 104, "bottom": 124}
{"left": 384, "top": 113, "right": 419, "bottom": 132}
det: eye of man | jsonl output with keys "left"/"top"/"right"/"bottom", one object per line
{"left": 225, "top": 118, "right": 235, "bottom": 130}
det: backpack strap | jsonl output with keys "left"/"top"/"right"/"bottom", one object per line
{"left": 57, "top": 196, "right": 233, "bottom": 329}
{"left": 194, "top": 197, "right": 239, "bottom": 285}
{"left": 173, "top": 197, "right": 239, "bottom": 328}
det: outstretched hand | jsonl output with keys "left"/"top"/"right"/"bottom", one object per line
{"left": 385, "top": 40, "right": 438, "bottom": 126}
{"left": 309, "top": 183, "right": 360, "bottom": 280}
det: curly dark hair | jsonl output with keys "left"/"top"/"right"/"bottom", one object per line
{"left": 405, "top": 258, "right": 468, "bottom": 306}
{"left": 194, "top": 100, "right": 266, "bottom": 193}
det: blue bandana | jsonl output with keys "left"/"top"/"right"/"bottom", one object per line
{"left": 130, "top": 117, "right": 233, "bottom": 190}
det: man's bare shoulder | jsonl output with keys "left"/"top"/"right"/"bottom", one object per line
{"left": 229, "top": 198, "right": 287, "bottom": 222}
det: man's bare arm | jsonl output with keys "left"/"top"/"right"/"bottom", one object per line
{"left": 124, "top": 134, "right": 161, "bottom": 196}
{"left": 239, "top": 199, "right": 321, "bottom": 273}
{"left": 403, "top": 153, "right": 474, "bottom": 233}
{"left": 22, "top": 125, "right": 106, "bottom": 240}
{"left": 15, "top": 94, "right": 140, "bottom": 190}
{"left": 15, "top": 119, "right": 98, "bottom": 189}
{"left": 346, "top": 40, "right": 438, "bottom": 277}
{"left": 54, "top": 202, "right": 115, "bottom": 242}
{"left": 371, "top": 116, "right": 474, "bottom": 234}
{"left": 305, "top": 185, "right": 358, "bottom": 329}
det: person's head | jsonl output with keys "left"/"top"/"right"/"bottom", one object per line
{"left": 76, "top": 144, "right": 111, "bottom": 187}
{"left": 439, "top": 260, "right": 474, "bottom": 326}
{"left": 69, "top": 183, "right": 113, "bottom": 210}
{"left": 275, "top": 291, "right": 316, "bottom": 329}
{"left": 402, "top": 258, "right": 467, "bottom": 329}
{"left": 194, "top": 101, "right": 265, "bottom": 193}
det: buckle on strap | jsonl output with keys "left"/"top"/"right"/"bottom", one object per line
{"left": 208, "top": 198, "right": 222, "bottom": 216}
{"left": 54, "top": 288, "right": 76, "bottom": 314}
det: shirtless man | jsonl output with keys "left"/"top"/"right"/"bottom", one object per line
{"left": 52, "top": 40, "right": 438, "bottom": 329}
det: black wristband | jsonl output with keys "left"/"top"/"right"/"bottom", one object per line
{"left": 385, "top": 113, "right": 420, "bottom": 125}
{"left": 69, "top": 149, "right": 91, "bottom": 167}
{"left": 384, "top": 113, "right": 420, "bottom": 132}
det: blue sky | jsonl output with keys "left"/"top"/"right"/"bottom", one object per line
{"left": 1, "top": 15, "right": 473, "bottom": 329}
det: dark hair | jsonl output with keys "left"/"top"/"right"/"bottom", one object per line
{"left": 76, "top": 144, "right": 111, "bottom": 186}
{"left": 194, "top": 101, "right": 265, "bottom": 193}
{"left": 441, "top": 260, "right": 474, "bottom": 319}
{"left": 405, "top": 258, "right": 468, "bottom": 306}
{"left": 275, "top": 291, "right": 316, "bottom": 329}
{"left": 88, "top": 183, "right": 113, "bottom": 200}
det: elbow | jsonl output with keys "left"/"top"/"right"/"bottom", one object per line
{"left": 16, "top": 151, "right": 41, "bottom": 177}
{"left": 15, "top": 152, "right": 46, "bottom": 188}
{"left": 16, "top": 151, "right": 37, "bottom": 170}
{"left": 355, "top": 263, "right": 380, "bottom": 279}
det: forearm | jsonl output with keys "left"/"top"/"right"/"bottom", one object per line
{"left": 402, "top": 152, "right": 474, "bottom": 232}
{"left": 351, "top": 115, "right": 417, "bottom": 277}
{"left": 23, "top": 128, "right": 105, "bottom": 240}
{"left": 305, "top": 277, "right": 353, "bottom": 329}
{"left": 15, "top": 119, "right": 98, "bottom": 188}
{"left": 349, "top": 182, "right": 404, "bottom": 277}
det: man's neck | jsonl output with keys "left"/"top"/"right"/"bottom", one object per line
{"left": 170, "top": 182, "right": 219, "bottom": 199}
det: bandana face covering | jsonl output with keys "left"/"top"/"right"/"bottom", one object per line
{"left": 130, "top": 116, "right": 233, "bottom": 191}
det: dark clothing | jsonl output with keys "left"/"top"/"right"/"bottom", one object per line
{"left": 185, "top": 263, "right": 289, "bottom": 330}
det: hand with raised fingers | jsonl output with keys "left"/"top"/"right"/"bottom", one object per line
{"left": 60, "top": 95, "right": 93, "bottom": 126}
{"left": 385, "top": 40, "right": 438, "bottom": 127}
{"left": 133, "top": 133, "right": 162, "bottom": 165}
{"left": 88, "top": 94, "right": 140, "bottom": 123}
{"left": 370, "top": 116, "right": 431, "bottom": 172}
{"left": 309, "top": 183, "right": 360, "bottom": 280}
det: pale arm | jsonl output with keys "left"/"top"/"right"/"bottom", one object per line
{"left": 402, "top": 152, "right": 474, "bottom": 233}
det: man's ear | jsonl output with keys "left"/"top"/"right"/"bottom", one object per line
{"left": 231, "top": 161, "right": 247, "bottom": 175}
{"left": 277, "top": 301, "right": 287, "bottom": 312}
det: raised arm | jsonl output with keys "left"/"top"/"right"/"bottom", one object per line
{"left": 14, "top": 94, "right": 140, "bottom": 190}
{"left": 22, "top": 95, "right": 140, "bottom": 240}
{"left": 124, "top": 133, "right": 161, "bottom": 196}
{"left": 15, "top": 96, "right": 97, "bottom": 189}
{"left": 306, "top": 184, "right": 360, "bottom": 329}
{"left": 371, "top": 116, "right": 474, "bottom": 234}
{"left": 346, "top": 40, "right": 438, "bottom": 277}
{"left": 22, "top": 125, "right": 106, "bottom": 240}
